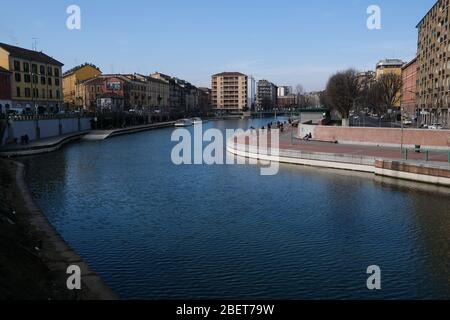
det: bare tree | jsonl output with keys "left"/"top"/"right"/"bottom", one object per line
{"left": 360, "top": 79, "right": 381, "bottom": 114}
{"left": 295, "top": 84, "right": 305, "bottom": 95}
{"left": 376, "top": 73, "right": 402, "bottom": 115}
{"left": 325, "top": 69, "right": 361, "bottom": 126}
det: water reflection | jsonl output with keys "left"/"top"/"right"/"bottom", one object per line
{"left": 21, "top": 119, "right": 450, "bottom": 299}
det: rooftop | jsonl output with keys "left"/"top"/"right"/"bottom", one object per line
{"left": 416, "top": 0, "right": 440, "bottom": 28}
{"left": 0, "top": 66, "right": 12, "bottom": 73}
{"left": 212, "top": 72, "right": 247, "bottom": 77}
{"left": 401, "top": 57, "right": 418, "bottom": 70}
{"left": 0, "top": 42, "right": 63, "bottom": 67}
{"left": 63, "top": 63, "right": 101, "bottom": 76}
{"left": 376, "top": 59, "right": 404, "bottom": 68}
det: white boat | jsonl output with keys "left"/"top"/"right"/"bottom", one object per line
{"left": 174, "top": 119, "right": 193, "bottom": 127}
{"left": 191, "top": 117, "right": 203, "bottom": 125}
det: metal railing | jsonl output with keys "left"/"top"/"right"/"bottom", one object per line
{"left": 233, "top": 142, "right": 376, "bottom": 167}
{"left": 402, "top": 147, "right": 450, "bottom": 164}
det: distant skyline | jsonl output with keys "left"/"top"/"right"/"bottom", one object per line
{"left": 0, "top": 0, "right": 437, "bottom": 91}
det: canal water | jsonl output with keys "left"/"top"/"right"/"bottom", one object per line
{"left": 22, "top": 119, "right": 450, "bottom": 299}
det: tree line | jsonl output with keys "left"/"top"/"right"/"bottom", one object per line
{"left": 320, "top": 69, "right": 403, "bottom": 126}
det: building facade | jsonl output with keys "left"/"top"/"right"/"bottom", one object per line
{"left": 277, "top": 86, "right": 292, "bottom": 97}
{"left": 257, "top": 79, "right": 277, "bottom": 110}
{"left": 80, "top": 73, "right": 171, "bottom": 114}
{"left": 277, "top": 95, "right": 297, "bottom": 109}
{"left": 151, "top": 72, "right": 184, "bottom": 114}
{"left": 401, "top": 57, "right": 418, "bottom": 120}
{"left": 212, "top": 72, "right": 248, "bottom": 112}
{"left": 247, "top": 76, "right": 256, "bottom": 110}
{"left": 0, "top": 43, "right": 64, "bottom": 114}
{"left": 198, "top": 87, "right": 212, "bottom": 115}
{"left": 416, "top": 0, "right": 450, "bottom": 127}
{"left": 63, "top": 63, "right": 102, "bottom": 111}
{"left": 0, "top": 67, "right": 12, "bottom": 114}
{"left": 82, "top": 75, "right": 129, "bottom": 111}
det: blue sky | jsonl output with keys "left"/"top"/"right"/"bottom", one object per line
{"left": 0, "top": 0, "right": 437, "bottom": 91}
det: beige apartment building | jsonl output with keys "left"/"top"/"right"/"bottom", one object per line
{"left": 212, "top": 72, "right": 248, "bottom": 111}
{"left": 416, "top": 0, "right": 450, "bottom": 127}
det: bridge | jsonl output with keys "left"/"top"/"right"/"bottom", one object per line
{"left": 251, "top": 108, "right": 329, "bottom": 117}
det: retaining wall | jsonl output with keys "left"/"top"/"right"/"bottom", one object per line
{"left": 299, "top": 124, "right": 450, "bottom": 150}
{"left": 1, "top": 118, "right": 92, "bottom": 146}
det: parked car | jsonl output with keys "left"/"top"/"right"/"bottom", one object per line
{"left": 428, "top": 123, "right": 443, "bottom": 130}
{"left": 403, "top": 119, "right": 413, "bottom": 126}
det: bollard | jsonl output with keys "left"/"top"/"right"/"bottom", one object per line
{"left": 405, "top": 149, "right": 408, "bottom": 160}
{"left": 425, "top": 150, "right": 429, "bottom": 162}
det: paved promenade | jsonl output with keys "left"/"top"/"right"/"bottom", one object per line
{"left": 0, "top": 131, "right": 89, "bottom": 157}
{"left": 275, "top": 127, "right": 449, "bottom": 164}
{"left": 83, "top": 121, "right": 175, "bottom": 140}
{"left": 229, "top": 127, "right": 450, "bottom": 186}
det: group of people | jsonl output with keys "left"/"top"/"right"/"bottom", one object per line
{"left": 302, "top": 132, "right": 313, "bottom": 141}
{"left": 263, "top": 121, "right": 289, "bottom": 133}
{"left": 20, "top": 134, "right": 30, "bottom": 145}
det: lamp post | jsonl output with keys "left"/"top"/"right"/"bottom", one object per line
{"left": 400, "top": 106, "right": 405, "bottom": 151}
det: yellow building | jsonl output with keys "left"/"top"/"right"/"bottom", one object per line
{"left": 0, "top": 42, "right": 64, "bottom": 113}
{"left": 375, "top": 59, "right": 404, "bottom": 108}
{"left": 63, "top": 63, "right": 102, "bottom": 110}
{"left": 375, "top": 59, "right": 403, "bottom": 78}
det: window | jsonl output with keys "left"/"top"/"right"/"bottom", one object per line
{"left": 23, "top": 62, "right": 29, "bottom": 73}
{"left": 33, "top": 75, "right": 38, "bottom": 84}
{"left": 41, "top": 89, "right": 46, "bottom": 99}
{"left": 24, "top": 74, "right": 31, "bottom": 83}
{"left": 33, "top": 88, "right": 38, "bottom": 98}
{"left": 32, "top": 64, "right": 37, "bottom": 74}
{"left": 16, "top": 87, "right": 20, "bottom": 97}
{"left": 40, "top": 65, "right": 45, "bottom": 75}
{"left": 47, "top": 66, "right": 52, "bottom": 76}
{"left": 49, "top": 89, "right": 53, "bottom": 99}
{"left": 54, "top": 68, "right": 60, "bottom": 77}
{"left": 25, "top": 88, "right": 31, "bottom": 98}
{"left": 48, "top": 77, "right": 52, "bottom": 86}
{"left": 56, "top": 90, "right": 60, "bottom": 99}
{"left": 55, "top": 78, "right": 60, "bottom": 86}
{"left": 41, "top": 76, "right": 46, "bottom": 85}
{"left": 15, "top": 73, "right": 21, "bottom": 82}
{"left": 14, "top": 60, "right": 20, "bottom": 71}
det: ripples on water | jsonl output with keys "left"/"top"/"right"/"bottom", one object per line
{"left": 22, "top": 119, "right": 450, "bottom": 299}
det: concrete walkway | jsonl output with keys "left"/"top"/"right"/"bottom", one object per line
{"left": 0, "top": 131, "right": 89, "bottom": 157}
{"left": 83, "top": 121, "right": 175, "bottom": 141}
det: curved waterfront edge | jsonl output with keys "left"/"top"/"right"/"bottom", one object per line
{"left": 226, "top": 138, "right": 450, "bottom": 188}
{"left": 0, "top": 159, "right": 118, "bottom": 300}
